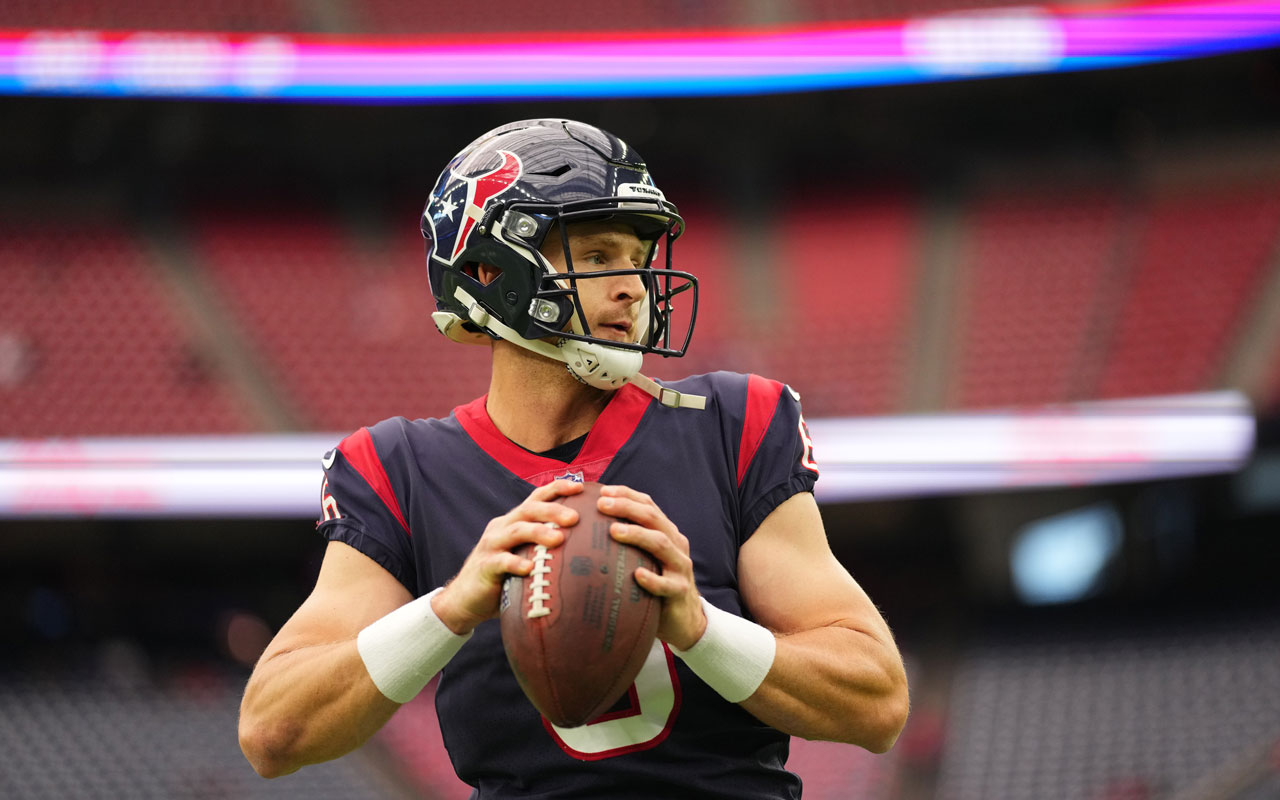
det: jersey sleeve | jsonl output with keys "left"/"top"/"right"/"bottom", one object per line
{"left": 733, "top": 375, "right": 820, "bottom": 541}
{"left": 316, "top": 426, "right": 419, "bottom": 596}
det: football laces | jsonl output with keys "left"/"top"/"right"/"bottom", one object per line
{"left": 527, "top": 545, "right": 554, "bottom": 619}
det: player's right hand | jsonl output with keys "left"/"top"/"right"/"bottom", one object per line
{"left": 431, "top": 480, "right": 581, "bottom": 636}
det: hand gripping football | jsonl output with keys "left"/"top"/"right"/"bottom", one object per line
{"left": 500, "top": 482, "right": 661, "bottom": 728}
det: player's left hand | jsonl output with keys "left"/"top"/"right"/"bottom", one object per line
{"left": 598, "top": 484, "right": 707, "bottom": 651}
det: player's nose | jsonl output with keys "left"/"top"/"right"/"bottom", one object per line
{"left": 607, "top": 263, "right": 647, "bottom": 303}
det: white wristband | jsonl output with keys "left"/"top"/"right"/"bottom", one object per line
{"left": 357, "top": 587, "right": 472, "bottom": 704}
{"left": 672, "top": 597, "right": 776, "bottom": 703}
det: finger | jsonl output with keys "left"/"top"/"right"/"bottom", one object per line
{"left": 633, "top": 566, "right": 684, "bottom": 597}
{"left": 530, "top": 479, "right": 586, "bottom": 502}
{"left": 507, "top": 500, "right": 579, "bottom": 528}
{"left": 604, "top": 498, "right": 683, "bottom": 546}
{"left": 611, "top": 521, "right": 691, "bottom": 566}
{"left": 599, "top": 484, "right": 653, "bottom": 506}
{"left": 487, "top": 551, "right": 538, "bottom": 579}
{"left": 488, "top": 520, "right": 565, "bottom": 552}
{"left": 599, "top": 493, "right": 668, "bottom": 529}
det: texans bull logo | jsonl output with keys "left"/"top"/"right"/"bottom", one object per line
{"left": 433, "top": 149, "right": 523, "bottom": 264}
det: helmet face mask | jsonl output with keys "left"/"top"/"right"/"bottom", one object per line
{"left": 421, "top": 119, "right": 699, "bottom": 370}
{"left": 525, "top": 203, "right": 696, "bottom": 358}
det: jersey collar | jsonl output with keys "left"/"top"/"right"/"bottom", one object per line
{"left": 454, "top": 383, "right": 652, "bottom": 485}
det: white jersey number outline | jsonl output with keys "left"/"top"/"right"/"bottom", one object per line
{"left": 542, "top": 641, "right": 681, "bottom": 760}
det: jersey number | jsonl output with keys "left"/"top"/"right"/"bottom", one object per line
{"left": 798, "top": 414, "right": 819, "bottom": 474}
{"left": 543, "top": 642, "right": 681, "bottom": 760}
{"left": 321, "top": 477, "right": 342, "bottom": 521}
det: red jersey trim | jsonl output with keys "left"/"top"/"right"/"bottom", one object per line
{"left": 337, "top": 427, "right": 411, "bottom": 537}
{"left": 736, "top": 374, "right": 784, "bottom": 487}
{"left": 454, "top": 384, "right": 653, "bottom": 485}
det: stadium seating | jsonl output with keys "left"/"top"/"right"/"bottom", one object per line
{"left": 937, "top": 614, "right": 1280, "bottom": 800}
{"left": 0, "top": 219, "right": 251, "bottom": 437}
{"left": 757, "top": 190, "right": 920, "bottom": 416}
{"left": 0, "top": 659, "right": 402, "bottom": 799}
{"left": 1269, "top": 352, "right": 1280, "bottom": 416}
{"left": 1098, "top": 181, "right": 1280, "bottom": 400}
{"left": 644, "top": 190, "right": 919, "bottom": 416}
{"left": 5, "top": 170, "right": 1279, "bottom": 438}
{"left": 0, "top": 0, "right": 306, "bottom": 32}
{"left": 351, "top": 0, "right": 1067, "bottom": 35}
{"left": 0, "top": 0, "right": 1053, "bottom": 35}
{"left": 351, "top": 0, "right": 716, "bottom": 34}
{"left": 192, "top": 209, "right": 490, "bottom": 432}
{"left": 799, "top": 0, "right": 1037, "bottom": 23}
{"left": 952, "top": 186, "right": 1123, "bottom": 409}
{"left": 641, "top": 200, "right": 739, "bottom": 384}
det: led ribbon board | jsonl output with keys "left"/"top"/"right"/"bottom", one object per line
{"left": 1, "top": 0, "right": 1279, "bottom": 101}
{"left": 0, "top": 392, "right": 1255, "bottom": 517}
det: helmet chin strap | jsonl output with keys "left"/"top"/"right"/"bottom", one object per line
{"left": 446, "top": 286, "right": 705, "bottom": 410}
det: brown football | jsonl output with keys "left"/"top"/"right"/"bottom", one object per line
{"left": 500, "top": 481, "right": 661, "bottom": 728}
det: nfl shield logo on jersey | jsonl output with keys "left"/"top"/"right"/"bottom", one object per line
{"left": 554, "top": 470, "right": 585, "bottom": 483}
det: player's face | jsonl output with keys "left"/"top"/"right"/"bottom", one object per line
{"left": 540, "top": 221, "right": 653, "bottom": 344}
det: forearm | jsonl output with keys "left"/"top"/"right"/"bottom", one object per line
{"left": 674, "top": 598, "right": 909, "bottom": 752}
{"left": 741, "top": 625, "right": 909, "bottom": 752}
{"left": 239, "top": 640, "right": 398, "bottom": 778}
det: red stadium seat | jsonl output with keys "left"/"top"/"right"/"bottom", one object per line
{"left": 1099, "top": 181, "right": 1280, "bottom": 399}
{"left": 642, "top": 199, "right": 738, "bottom": 384}
{"left": 352, "top": 0, "right": 717, "bottom": 35}
{"left": 756, "top": 190, "right": 920, "bottom": 417}
{"left": 192, "top": 208, "right": 490, "bottom": 432}
{"left": 952, "top": 186, "right": 1124, "bottom": 409}
{"left": 0, "top": 219, "right": 251, "bottom": 437}
{"left": 0, "top": 0, "right": 306, "bottom": 32}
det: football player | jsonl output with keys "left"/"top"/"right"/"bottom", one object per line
{"left": 239, "top": 119, "right": 909, "bottom": 798}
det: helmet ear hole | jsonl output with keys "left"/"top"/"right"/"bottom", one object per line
{"left": 474, "top": 263, "right": 502, "bottom": 286}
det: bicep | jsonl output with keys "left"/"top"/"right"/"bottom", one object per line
{"left": 263, "top": 540, "right": 414, "bottom": 659}
{"left": 738, "top": 492, "right": 891, "bottom": 642}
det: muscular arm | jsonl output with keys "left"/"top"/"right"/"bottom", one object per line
{"left": 238, "top": 540, "right": 411, "bottom": 778}
{"left": 737, "top": 492, "right": 909, "bottom": 752}
{"left": 239, "top": 481, "right": 577, "bottom": 778}
{"left": 603, "top": 485, "right": 908, "bottom": 752}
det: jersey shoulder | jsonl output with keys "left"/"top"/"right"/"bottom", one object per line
{"left": 358, "top": 410, "right": 471, "bottom": 460}
{"left": 325, "top": 411, "right": 472, "bottom": 510}
{"left": 659, "top": 371, "right": 798, "bottom": 420}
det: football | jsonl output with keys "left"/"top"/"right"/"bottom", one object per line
{"left": 500, "top": 482, "right": 661, "bottom": 728}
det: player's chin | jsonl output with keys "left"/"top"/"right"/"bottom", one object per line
{"left": 596, "top": 328, "right": 637, "bottom": 345}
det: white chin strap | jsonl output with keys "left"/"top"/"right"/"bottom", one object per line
{"left": 436, "top": 287, "right": 705, "bottom": 410}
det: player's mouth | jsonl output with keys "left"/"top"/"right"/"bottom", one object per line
{"left": 596, "top": 320, "right": 634, "bottom": 341}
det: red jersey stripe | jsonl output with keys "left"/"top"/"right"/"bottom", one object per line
{"left": 736, "top": 374, "right": 784, "bottom": 487}
{"left": 338, "top": 427, "right": 411, "bottom": 537}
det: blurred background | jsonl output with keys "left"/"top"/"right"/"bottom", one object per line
{"left": 2, "top": 1, "right": 1279, "bottom": 799}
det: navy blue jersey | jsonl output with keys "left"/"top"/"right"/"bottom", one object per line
{"left": 318, "top": 371, "right": 819, "bottom": 800}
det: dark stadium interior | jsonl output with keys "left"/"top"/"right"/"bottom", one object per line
{"left": 9, "top": 47, "right": 1280, "bottom": 205}
{"left": 3, "top": 13, "right": 1280, "bottom": 799}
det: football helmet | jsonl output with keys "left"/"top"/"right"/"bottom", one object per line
{"left": 421, "top": 119, "right": 703, "bottom": 409}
